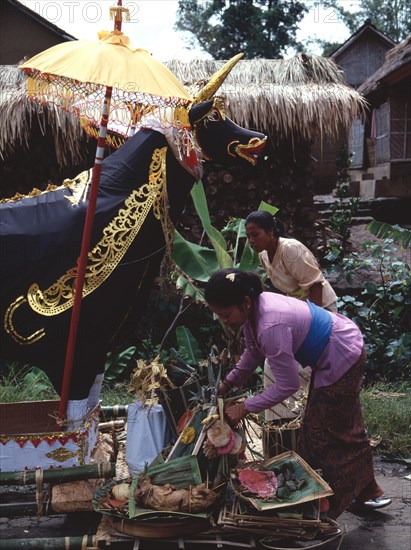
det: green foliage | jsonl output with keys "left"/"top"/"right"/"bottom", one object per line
{"left": 325, "top": 145, "right": 359, "bottom": 260}
{"left": 104, "top": 346, "right": 137, "bottom": 381}
{"left": 170, "top": 193, "right": 273, "bottom": 365}
{"left": 367, "top": 221, "right": 411, "bottom": 249}
{"left": 175, "top": 325, "right": 203, "bottom": 364}
{"left": 175, "top": 0, "right": 307, "bottom": 59}
{"left": 100, "top": 380, "right": 132, "bottom": 406}
{"left": 322, "top": 0, "right": 411, "bottom": 42}
{"left": 172, "top": 182, "right": 264, "bottom": 300}
{"left": 317, "top": 40, "right": 344, "bottom": 57}
{"left": 175, "top": 274, "right": 205, "bottom": 302}
{"left": 190, "top": 181, "right": 233, "bottom": 268}
{"left": 258, "top": 202, "right": 279, "bottom": 216}
{"left": 220, "top": 218, "right": 260, "bottom": 270}
{"left": 173, "top": 230, "right": 221, "bottom": 284}
{"left": 335, "top": 239, "right": 411, "bottom": 380}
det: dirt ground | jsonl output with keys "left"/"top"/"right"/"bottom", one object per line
{"left": 329, "top": 456, "right": 411, "bottom": 550}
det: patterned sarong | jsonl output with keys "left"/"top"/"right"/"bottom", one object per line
{"left": 297, "top": 346, "right": 383, "bottom": 518}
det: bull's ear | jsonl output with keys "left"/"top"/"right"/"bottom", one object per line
{"left": 194, "top": 53, "right": 244, "bottom": 103}
{"left": 188, "top": 99, "right": 214, "bottom": 126}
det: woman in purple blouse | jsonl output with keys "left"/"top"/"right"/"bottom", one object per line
{"left": 205, "top": 268, "right": 391, "bottom": 518}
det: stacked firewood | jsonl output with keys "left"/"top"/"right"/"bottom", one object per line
{"left": 178, "top": 138, "right": 321, "bottom": 254}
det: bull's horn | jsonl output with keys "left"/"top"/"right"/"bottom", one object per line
{"left": 194, "top": 53, "right": 244, "bottom": 103}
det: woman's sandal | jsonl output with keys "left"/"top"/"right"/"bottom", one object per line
{"left": 318, "top": 523, "right": 342, "bottom": 539}
{"left": 348, "top": 497, "right": 392, "bottom": 512}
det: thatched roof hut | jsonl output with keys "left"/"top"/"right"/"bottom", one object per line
{"left": 166, "top": 54, "right": 367, "bottom": 142}
{"left": 0, "top": 64, "right": 94, "bottom": 198}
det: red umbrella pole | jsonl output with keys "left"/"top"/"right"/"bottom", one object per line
{"left": 57, "top": 87, "right": 113, "bottom": 422}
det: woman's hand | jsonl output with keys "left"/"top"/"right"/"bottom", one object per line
{"left": 217, "top": 380, "right": 231, "bottom": 397}
{"left": 224, "top": 401, "right": 247, "bottom": 425}
{"left": 308, "top": 282, "right": 323, "bottom": 307}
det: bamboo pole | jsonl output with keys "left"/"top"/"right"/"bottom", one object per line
{"left": 0, "top": 462, "right": 115, "bottom": 485}
{"left": 0, "top": 501, "right": 50, "bottom": 517}
{"left": 58, "top": 0, "right": 126, "bottom": 423}
{"left": 0, "top": 535, "right": 97, "bottom": 550}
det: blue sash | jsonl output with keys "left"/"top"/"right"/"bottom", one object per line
{"left": 295, "top": 300, "right": 333, "bottom": 368}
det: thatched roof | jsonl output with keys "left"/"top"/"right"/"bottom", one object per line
{"left": 0, "top": 65, "right": 88, "bottom": 166}
{"left": 1, "top": 54, "right": 366, "bottom": 162}
{"left": 166, "top": 54, "right": 367, "bottom": 141}
{"left": 358, "top": 35, "right": 411, "bottom": 97}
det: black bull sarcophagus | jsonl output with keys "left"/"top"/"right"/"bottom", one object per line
{"left": 0, "top": 61, "right": 266, "bottom": 419}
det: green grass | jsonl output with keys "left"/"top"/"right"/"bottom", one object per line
{"left": 360, "top": 382, "right": 411, "bottom": 459}
{"left": 1, "top": 366, "right": 409, "bottom": 458}
{"left": 0, "top": 366, "right": 132, "bottom": 406}
{"left": 0, "top": 364, "right": 59, "bottom": 402}
{"left": 101, "top": 381, "right": 131, "bottom": 405}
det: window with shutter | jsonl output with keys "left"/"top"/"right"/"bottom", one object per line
{"left": 390, "top": 95, "right": 411, "bottom": 161}
{"left": 348, "top": 118, "right": 365, "bottom": 168}
{"left": 375, "top": 102, "right": 390, "bottom": 164}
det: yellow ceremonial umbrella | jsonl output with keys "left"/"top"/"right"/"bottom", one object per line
{"left": 20, "top": 20, "right": 192, "bottom": 136}
{"left": 19, "top": 1, "right": 193, "bottom": 422}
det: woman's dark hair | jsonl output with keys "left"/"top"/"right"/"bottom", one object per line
{"left": 245, "top": 210, "right": 286, "bottom": 237}
{"left": 204, "top": 269, "right": 263, "bottom": 307}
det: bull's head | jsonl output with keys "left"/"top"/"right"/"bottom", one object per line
{"left": 189, "top": 98, "right": 266, "bottom": 166}
{"left": 188, "top": 53, "right": 267, "bottom": 166}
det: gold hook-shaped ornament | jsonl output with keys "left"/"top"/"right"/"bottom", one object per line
{"left": 4, "top": 296, "right": 45, "bottom": 345}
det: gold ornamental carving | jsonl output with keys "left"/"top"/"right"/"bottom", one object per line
{"left": 27, "top": 148, "right": 168, "bottom": 316}
{"left": 45, "top": 447, "right": 80, "bottom": 463}
{"left": 4, "top": 148, "right": 173, "bottom": 344}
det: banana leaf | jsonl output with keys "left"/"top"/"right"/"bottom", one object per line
{"left": 104, "top": 346, "right": 136, "bottom": 381}
{"left": 190, "top": 181, "right": 233, "bottom": 268}
{"left": 367, "top": 221, "right": 411, "bottom": 248}
{"left": 230, "top": 451, "right": 333, "bottom": 512}
{"left": 176, "top": 275, "right": 204, "bottom": 302}
{"left": 176, "top": 326, "right": 203, "bottom": 364}
{"left": 238, "top": 241, "right": 259, "bottom": 271}
{"left": 221, "top": 217, "right": 246, "bottom": 265}
{"left": 128, "top": 455, "right": 205, "bottom": 519}
{"left": 258, "top": 200, "right": 279, "bottom": 216}
{"left": 172, "top": 230, "right": 220, "bottom": 282}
